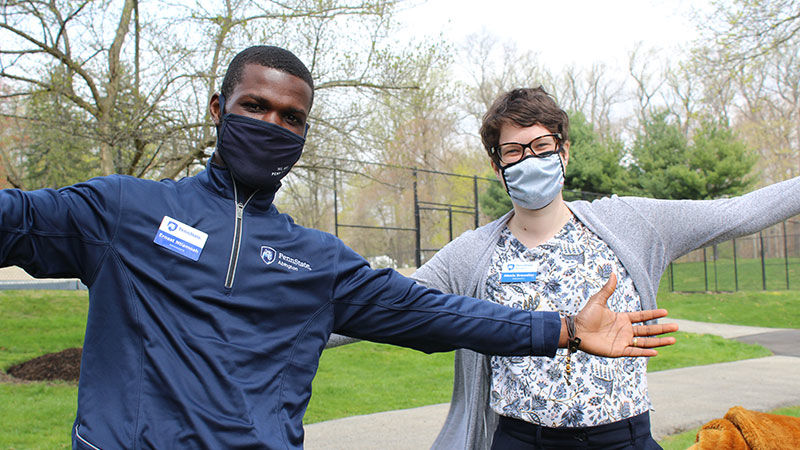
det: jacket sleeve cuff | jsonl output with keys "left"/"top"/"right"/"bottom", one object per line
{"left": 530, "top": 311, "right": 560, "bottom": 357}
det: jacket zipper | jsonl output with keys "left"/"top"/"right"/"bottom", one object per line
{"left": 75, "top": 425, "right": 102, "bottom": 450}
{"left": 224, "top": 178, "right": 257, "bottom": 289}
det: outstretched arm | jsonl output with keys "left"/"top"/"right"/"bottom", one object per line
{"left": 560, "top": 273, "right": 678, "bottom": 357}
{"left": 0, "top": 178, "right": 119, "bottom": 280}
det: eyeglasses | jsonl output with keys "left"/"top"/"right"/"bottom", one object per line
{"left": 494, "top": 133, "right": 562, "bottom": 165}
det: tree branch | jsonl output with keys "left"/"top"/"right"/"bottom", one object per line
{"left": 0, "top": 69, "right": 98, "bottom": 115}
{"left": 315, "top": 80, "right": 419, "bottom": 91}
{"left": 0, "top": 22, "right": 102, "bottom": 107}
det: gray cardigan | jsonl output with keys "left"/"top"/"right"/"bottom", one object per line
{"left": 411, "top": 177, "right": 800, "bottom": 449}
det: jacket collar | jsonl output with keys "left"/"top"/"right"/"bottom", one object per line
{"left": 196, "top": 158, "right": 278, "bottom": 211}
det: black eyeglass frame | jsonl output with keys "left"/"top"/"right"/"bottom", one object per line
{"left": 490, "top": 133, "right": 563, "bottom": 167}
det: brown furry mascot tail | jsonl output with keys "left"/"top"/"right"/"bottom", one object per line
{"left": 689, "top": 406, "right": 800, "bottom": 449}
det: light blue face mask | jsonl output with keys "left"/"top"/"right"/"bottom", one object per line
{"left": 500, "top": 152, "right": 565, "bottom": 210}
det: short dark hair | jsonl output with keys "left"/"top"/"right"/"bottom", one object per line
{"left": 220, "top": 45, "right": 314, "bottom": 110}
{"left": 480, "top": 87, "right": 569, "bottom": 163}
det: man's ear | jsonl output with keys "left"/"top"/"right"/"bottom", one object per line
{"left": 209, "top": 93, "right": 221, "bottom": 126}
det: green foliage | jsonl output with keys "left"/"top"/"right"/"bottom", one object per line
{"left": 21, "top": 68, "right": 100, "bottom": 189}
{"left": 630, "top": 110, "right": 691, "bottom": 198}
{"left": 631, "top": 111, "right": 757, "bottom": 199}
{"left": 478, "top": 176, "right": 512, "bottom": 221}
{"left": 688, "top": 122, "right": 757, "bottom": 198}
{"left": 690, "top": 0, "right": 800, "bottom": 186}
{"left": 564, "top": 111, "right": 633, "bottom": 195}
{"left": 698, "top": 0, "right": 800, "bottom": 66}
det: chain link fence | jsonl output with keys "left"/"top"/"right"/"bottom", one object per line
{"left": 1, "top": 157, "right": 797, "bottom": 293}
{"left": 666, "top": 218, "right": 800, "bottom": 292}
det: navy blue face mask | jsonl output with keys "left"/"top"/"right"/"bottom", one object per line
{"left": 215, "top": 94, "right": 308, "bottom": 192}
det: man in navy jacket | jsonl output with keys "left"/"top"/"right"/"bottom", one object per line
{"left": 0, "top": 46, "right": 676, "bottom": 449}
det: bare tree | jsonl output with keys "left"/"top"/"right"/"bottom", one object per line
{"left": 0, "top": 0, "right": 431, "bottom": 190}
{"left": 279, "top": 41, "right": 465, "bottom": 233}
{"left": 691, "top": 0, "right": 800, "bottom": 184}
{"left": 0, "top": 0, "right": 140, "bottom": 178}
{"left": 663, "top": 62, "right": 702, "bottom": 136}
{"left": 457, "top": 31, "right": 626, "bottom": 142}
{"left": 457, "top": 32, "right": 549, "bottom": 134}
{"left": 696, "top": 0, "right": 800, "bottom": 65}
{"left": 552, "top": 63, "right": 624, "bottom": 138}
{"left": 728, "top": 47, "right": 800, "bottom": 183}
{"left": 627, "top": 43, "right": 668, "bottom": 129}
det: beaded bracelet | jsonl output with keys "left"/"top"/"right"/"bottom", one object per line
{"left": 564, "top": 315, "right": 581, "bottom": 385}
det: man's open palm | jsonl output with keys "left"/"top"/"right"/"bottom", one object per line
{"left": 575, "top": 273, "right": 678, "bottom": 357}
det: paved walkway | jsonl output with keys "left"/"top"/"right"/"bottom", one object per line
{"left": 304, "top": 319, "right": 800, "bottom": 449}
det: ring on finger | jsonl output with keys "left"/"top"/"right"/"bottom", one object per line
{"left": 632, "top": 337, "right": 639, "bottom": 347}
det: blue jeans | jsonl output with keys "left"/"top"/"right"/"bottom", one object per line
{"left": 491, "top": 412, "right": 662, "bottom": 449}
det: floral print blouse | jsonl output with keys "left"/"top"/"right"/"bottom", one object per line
{"left": 487, "top": 218, "right": 650, "bottom": 427}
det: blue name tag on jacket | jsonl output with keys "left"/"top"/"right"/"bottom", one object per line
{"left": 500, "top": 261, "right": 539, "bottom": 283}
{"left": 153, "top": 216, "right": 208, "bottom": 261}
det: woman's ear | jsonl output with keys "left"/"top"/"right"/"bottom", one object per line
{"left": 491, "top": 159, "right": 499, "bottom": 176}
{"left": 490, "top": 158, "right": 507, "bottom": 189}
{"left": 561, "top": 141, "right": 570, "bottom": 167}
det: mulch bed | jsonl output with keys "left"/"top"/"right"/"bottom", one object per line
{"left": 6, "top": 347, "right": 82, "bottom": 382}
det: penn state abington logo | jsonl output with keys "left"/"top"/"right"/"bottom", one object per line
{"left": 260, "top": 246, "right": 276, "bottom": 265}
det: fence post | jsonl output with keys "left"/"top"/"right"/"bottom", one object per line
{"left": 473, "top": 176, "right": 479, "bottom": 229}
{"left": 669, "top": 262, "right": 674, "bottom": 292}
{"left": 760, "top": 231, "right": 767, "bottom": 291}
{"left": 784, "top": 221, "right": 790, "bottom": 290}
{"left": 733, "top": 238, "right": 739, "bottom": 291}
{"left": 413, "top": 170, "right": 421, "bottom": 268}
{"left": 333, "top": 169, "right": 339, "bottom": 237}
{"left": 448, "top": 207, "right": 453, "bottom": 242}
{"left": 713, "top": 244, "right": 718, "bottom": 292}
{"left": 703, "top": 247, "right": 709, "bottom": 292}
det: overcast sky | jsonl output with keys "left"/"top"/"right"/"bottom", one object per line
{"left": 394, "top": 0, "right": 702, "bottom": 74}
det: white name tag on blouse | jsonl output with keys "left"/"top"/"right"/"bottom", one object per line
{"left": 500, "top": 261, "right": 539, "bottom": 283}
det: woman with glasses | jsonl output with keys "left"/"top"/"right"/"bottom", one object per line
{"left": 412, "top": 87, "right": 800, "bottom": 449}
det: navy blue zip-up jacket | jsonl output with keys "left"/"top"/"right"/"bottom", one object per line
{"left": 0, "top": 161, "right": 560, "bottom": 449}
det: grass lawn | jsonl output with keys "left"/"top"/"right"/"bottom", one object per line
{"left": 646, "top": 331, "right": 771, "bottom": 372}
{"left": 657, "top": 290, "right": 800, "bottom": 328}
{"left": 667, "top": 256, "right": 800, "bottom": 293}
{"left": 0, "top": 290, "right": 89, "bottom": 370}
{"left": 0, "top": 383, "right": 76, "bottom": 449}
{"left": 304, "top": 342, "right": 454, "bottom": 424}
{"left": 0, "top": 287, "right": 796, "bottom": 445}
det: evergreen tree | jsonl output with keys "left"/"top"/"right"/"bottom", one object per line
{"left": 631, "top": 111, "right": 756, "bottom": 199}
